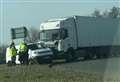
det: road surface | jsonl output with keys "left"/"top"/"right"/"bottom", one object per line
{"left": 53, "top": 57, "right": 120, "bottom": 80}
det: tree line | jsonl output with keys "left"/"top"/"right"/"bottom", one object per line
{"left": 92, "top": 6, "right": 120, "bottom": 18}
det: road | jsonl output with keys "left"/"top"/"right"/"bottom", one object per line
{"left": 53, "top": 57, "right": 120, "bottom": 80}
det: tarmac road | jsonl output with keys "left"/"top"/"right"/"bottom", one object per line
{"left": 53, "top": 57, "right": 120, "bottom": 80}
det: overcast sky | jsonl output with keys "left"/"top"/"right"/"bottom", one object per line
{"left": 0, "top": 0, "right": 120, "bottom": 45}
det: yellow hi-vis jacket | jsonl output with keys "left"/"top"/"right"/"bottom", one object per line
{"left": 8, "top": 47, "right": 17, "bottom": 57}
{"left": 19, "top": 42, "right": 27, "bottom": 52}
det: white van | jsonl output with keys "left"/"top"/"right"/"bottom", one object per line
{"left": 6, "top": 43, "right": 53, "bottom": 64}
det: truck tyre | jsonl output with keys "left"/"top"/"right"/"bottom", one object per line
{"left": 83, "top": 50, "right": 91, "bottom": 60}
{"left": 65, "top": 47, "right": 77, "bottom": 62}
{"left": 96, "top": 54, "right": 101, "bottom": 59}
{"left": 65, "top": 53, "right": 72, "bottom": 62}
{"left": 103, "top": 53, "right": 109, "bottom": 58}
{"left": 84, "top": 55, "right": 89, "bottom": 60}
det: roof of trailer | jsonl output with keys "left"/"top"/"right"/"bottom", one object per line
{"left": 47, "top": 17, "right": 67, "bottom": 22}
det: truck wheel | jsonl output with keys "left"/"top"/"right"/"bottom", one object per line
{"left": 65, "top": 48, "right": 77, "bottom": 62}
{"left": 103, "top": 53, "right": 109, "bottom": 58}
{"left": 84, "top": 55, "right": 89, "bottom": 60}
{"left": 65, "top": 53, "right": 72, "bottom": 62}
{"left": 83, "top": 51, "right": 91, "bottom": 60}
{"left": 66, "top": 55, "right": 72, "bottom": 62}
{"left": 96, "top": 54, "right": 101, "bottom": 59}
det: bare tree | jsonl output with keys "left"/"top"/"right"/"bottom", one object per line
{"left": 92, "top": 9, "right": 102, "bottom": 17}
{"left": 102, "top": 10, "right": 109, "bottom": 18}
{"left": 92, "top": 6, "right": 120, "bottom": 18}
{"left": 27, "top": 27, "right": 40, "bottom": 43}
{"left": 108, "top": 6, "right": 120, "bottom": 18}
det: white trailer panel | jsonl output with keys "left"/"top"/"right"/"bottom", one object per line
{"left": 75, "top": 16, "right": 120, "bottom": 47}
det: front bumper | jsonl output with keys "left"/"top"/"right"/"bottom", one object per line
{"left": 28, "top": 48, "right": 53, "bottom": 59}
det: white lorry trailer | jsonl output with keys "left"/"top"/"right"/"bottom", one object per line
{"left": 40, "top": 16, "right": 120, "bottom": 61}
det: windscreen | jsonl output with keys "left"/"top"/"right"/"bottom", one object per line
{"left": 40, "top": 29, "right": 60, "bottom": 41}
{"left": 27, "top": 43, "right": 41, "bottom": 50}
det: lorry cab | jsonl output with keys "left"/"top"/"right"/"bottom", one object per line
{"left": 39, "top": 16, "right": 120, "bottom": 61}
{"left": 39, "top": 17, "right": 75, "bottom": 53}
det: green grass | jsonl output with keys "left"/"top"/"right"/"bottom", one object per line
{"left": 0, "top": 64, "right": 119, "bottom": 82}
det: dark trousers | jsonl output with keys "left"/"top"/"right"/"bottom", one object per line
{"left": 11, "top": 56, "right": 16, "bottom": 64}
{"left": 7, "top": 56, "right": 16, "bottom": 66}
{"left": 19, "top": 52, "right": 28, "bottom": 65}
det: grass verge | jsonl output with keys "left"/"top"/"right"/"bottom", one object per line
{"left": 0, "top": 64, "right": 119, "bottom": 82}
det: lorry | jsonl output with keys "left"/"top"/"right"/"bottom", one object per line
{"left": 39, "top": 16, "right": 120, "bottom": 61}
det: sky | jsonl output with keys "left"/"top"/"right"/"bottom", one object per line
{"left": 0, "top": 0, "right": 120, "bottom": 45}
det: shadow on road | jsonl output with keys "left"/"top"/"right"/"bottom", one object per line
{"left": 48, "top": 58, "right": 94, "bottom": 68}
{"left": 48, "top": 56, "right": 120, "bottom": 68}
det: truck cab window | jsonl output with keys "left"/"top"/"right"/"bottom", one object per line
{"left": 40, "top": 29, "right": 60, "bottom": 41}
{"left": 40, "top": 28, "right": 68, "bottom": 41}
{"left": 52, "top": 32, "right": 60, "bottom": 41}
